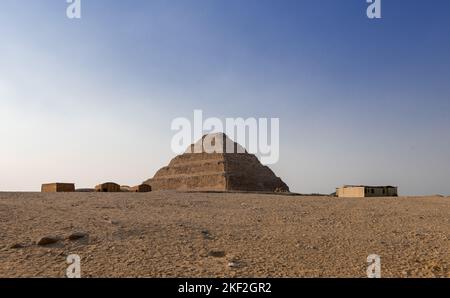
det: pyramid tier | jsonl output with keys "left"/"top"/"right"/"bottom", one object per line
{"left": 148, "top": 172, "right": 227, "bottom": 191}
{"left": 144, "top": 152, "right": 289, "bottom": 192}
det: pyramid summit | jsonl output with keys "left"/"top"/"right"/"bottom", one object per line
{"left": 144, "top": 133, "right": 289, "bottom": 192}
{"left": 185, "top": 132, "right": 247, "bottom": 154}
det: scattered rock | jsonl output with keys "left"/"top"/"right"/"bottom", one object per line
{"left": 10, "top": 243, "right": 25, "bottom": 249}
{"left": 67, "top": 232, "right": 89, "bottom": 241}
{"left": 37, "top": 236, "right": 61, "bottom": 246}
{"left": 275, "top": 187, "right": 289, "bottom": 193}
{"left": 201, "top": 230, "right": 213, "bottom": 240}
{"left": 208, "top": 250, "right": 226, "bottom": 258}
{"left": 227, "top": 262, "right": 239, "bottom": 268}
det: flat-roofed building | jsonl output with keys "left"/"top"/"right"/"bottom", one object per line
{"left": 41, "top": 183, "right": 75, "bottom": 193}
{"left": 336, "top": 185, "right": 398, "bottom": 198}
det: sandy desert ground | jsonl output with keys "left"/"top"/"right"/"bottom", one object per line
{"left": 0, "top": 192, "right": 449, "bottom": 278}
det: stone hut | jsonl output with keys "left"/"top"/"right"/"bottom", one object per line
{"left": 95, "top": 182, "right": 121, "bottom": 193}
{"left": 130, "top": 184, "right": 152, "bottom": 193}
{"left": 41, "top": 183, "right": 75, "bottom": 193}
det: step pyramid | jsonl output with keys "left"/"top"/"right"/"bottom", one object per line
{"left": 143, "top": 133, "right": 289, "bottom": 192}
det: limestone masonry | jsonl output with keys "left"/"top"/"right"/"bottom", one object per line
{"left": 144, "top": 133, "right": 289, "bottom": 192}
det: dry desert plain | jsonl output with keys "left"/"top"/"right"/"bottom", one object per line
{"left": 0, "top": 191, "right": 449, "bottom": 278}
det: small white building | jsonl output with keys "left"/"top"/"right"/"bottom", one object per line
{"left": 336, "top": 185, "right": 398, "bottom": 198}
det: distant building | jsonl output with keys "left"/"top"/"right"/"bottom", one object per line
{"left": 336, "top": 185, "right": 398, "bottom": 198}
{"left": 95, "top": 182, "right": 121, "bottom": 192}
{"left": 41, "top": 183, "right": 75, "bottom": 193}
{"left": 130, "top": 184, "right": 152, "bottom": 193}
{"left": 120, "top": 185, "right": 132, "bottom": 192}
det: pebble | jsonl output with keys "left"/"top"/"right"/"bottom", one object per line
{"left": 208, "top": 250, "right": 226, "bottom": 258}
{"left": 37, "top": 236, "right": 61, "bottom": 246}
{"left": 201, "top": 230, "right": 213, "bottom": 240}
{"left": 67, "top": 232, "right": 89, "bottom": 241}
{"left": 10, "top": 243, "right": 25, "bottom": 249}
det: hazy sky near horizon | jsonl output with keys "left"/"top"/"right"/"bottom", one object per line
{"left": 1, "top": 0, "right": 450, "bottom": 194}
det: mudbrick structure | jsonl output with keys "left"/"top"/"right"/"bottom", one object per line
{"left": 144, "top": 133, "right": 289, "bottom": 192}
{"left": 41, "top": 183, "right": 75, "bottom": 193}
{"left": 95, "top": 182, "right": 121, "bottom": 193}
{"left": 130, "top": 184, "right": 152, "bottom": 193}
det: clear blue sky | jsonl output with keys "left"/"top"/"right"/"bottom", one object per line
{"left": 1, "top": 0, "right": 449, "bottom": 194}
